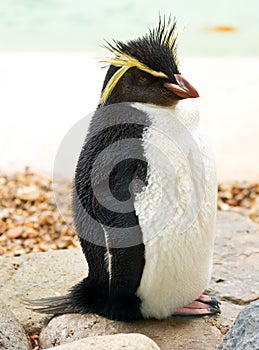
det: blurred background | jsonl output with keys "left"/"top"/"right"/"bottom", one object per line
{"left": 0, "top": 0, "right": 259, "bottom": 180}
{"left": 1, "top": 0, "right": 258, "bottom": 55}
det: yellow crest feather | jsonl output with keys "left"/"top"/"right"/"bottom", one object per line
{"left": 99, "top": 65, "right": 130, "bottom": 106}
{"left": 100, "top": 51, "right": 168, "bottom": 106}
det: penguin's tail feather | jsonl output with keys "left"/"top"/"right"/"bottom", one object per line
{"left": 23, "top": 277, "right": 143, "bottom": 320}
{"left": 23, "top": 295, "right": 74, "bottom": 314}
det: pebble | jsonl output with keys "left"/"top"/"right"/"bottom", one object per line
{"left": 44, "top": 333, "right": 160, "bottom": 350}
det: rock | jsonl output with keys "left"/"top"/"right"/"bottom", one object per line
{"left": 16, "top": 185, "right": 42, "bottom": 201}
{"left": 6, "top": 227, "right": 24, "bottom": 239}
{"left": 0, "top": 249, "right": 87, "bottom": 334}
{"left": 211, "top": 211, "right": 259, "bottom": 304}
{"left": 39, "top": 212, "right": 55, "bottom": 226}
{"left": 44, "top": 333, "right": 160, "bottom": 350}
{"left": 39, "top": 313, "right": 221, "bottom": 350}
{"left": 0, "top": 299, "right": 31, "bottom": 350}
{"left": 218, "top": 299, "right": 259, "bottom": 350}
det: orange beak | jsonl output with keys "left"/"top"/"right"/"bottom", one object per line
{"left": 164, "top": 74, "right": 199, "bottom": 99}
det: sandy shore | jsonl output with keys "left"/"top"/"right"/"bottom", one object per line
{"left": 0, "top": 53, "right": 258, "bottom": 181}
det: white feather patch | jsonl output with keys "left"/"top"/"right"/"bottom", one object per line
{"left": 101, "top": 224, "right": 112, "bottom": 287}
{"left": 133, "top": 100, "right": 217, "bottom": 319}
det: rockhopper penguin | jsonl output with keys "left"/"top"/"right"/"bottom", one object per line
{"left": 27, "top": 17, "right": 220, "bottom": 320}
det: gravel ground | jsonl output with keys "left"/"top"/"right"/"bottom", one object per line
{"left": 0, "top": 168, "right": 79, "bottom": 257}
{"left": 0, "top": 168, "right": 258, "bottom": 258}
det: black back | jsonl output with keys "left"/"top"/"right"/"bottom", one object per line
{"left": 71, "top": 103, "right": 150, "bottom": 320}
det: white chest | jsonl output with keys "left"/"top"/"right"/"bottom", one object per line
{"left": 132, "top": 101, "right": 217, "bottom": 319}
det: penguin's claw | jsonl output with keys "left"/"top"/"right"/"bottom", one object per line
{"left": 172, "top": 295, "right": 221, "bottom": 317}
{"left": 195, "top": 294, "right": 221, "bottom": 310}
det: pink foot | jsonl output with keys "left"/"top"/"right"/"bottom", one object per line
{"left": 172, "top": 294, "right": 221, "bottom": 317}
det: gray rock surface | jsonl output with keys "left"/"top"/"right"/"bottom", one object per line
{"left": 218, "top": 300, "right": 259, "bottom": 350}
{"left": 211, "top": 211, "right": 259, "bottom": 303}
{"left": 0, "top": 249, "right": 87, "bottom": 334}
{"left": 0, "top": 299, "right": 31, "bottom": 350}
{"left": 44, "top": 333, "right": 160, "bottom": 350}
{"left": 0, "top": 211, "right": 258, "bottom": 349}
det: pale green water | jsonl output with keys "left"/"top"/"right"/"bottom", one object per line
{"left": 0, "top": 0, "right": 259, "bottom": 55}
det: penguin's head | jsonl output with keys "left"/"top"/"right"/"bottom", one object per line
{"left": 100, "top": 17, "right": 199, "bottom": 107}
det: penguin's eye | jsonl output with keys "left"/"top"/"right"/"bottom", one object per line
{"left": 134, "top": 70, "right": 154, "bottom": 85}
{"left": 138, "top": 75, "right": 148, "bottom": 83}
{"left": 136, "top": 74, "right": 151, "bottom": 85}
